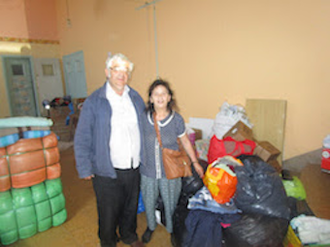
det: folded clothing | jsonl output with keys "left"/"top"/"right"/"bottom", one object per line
{"left": 0, "top": 117, "right": 53, "bottom": 128}
{"left": 291, "top": 215, "right": 330, "bottom": 245}
{"left": 188, "top": 186, "right": 241, "bottom": 214}
{"left": 0, "top": 126, "right": 50, "bottom": 137}
{"left": 0, "top": 130, "right": 51, "bottom": 148}
{"left": 195, "top": 139, "right": 209, "bottom": 161}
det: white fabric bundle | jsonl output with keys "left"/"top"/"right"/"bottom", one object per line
{"left": 212, "top": 102, "right": 252, "bottom": 139}
{"left": 291, "top": 215, "right": 330, "bottom": 245}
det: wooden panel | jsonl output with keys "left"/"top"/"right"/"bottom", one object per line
{"left": 245, "top": 99, "right": 287, "bottom": 165}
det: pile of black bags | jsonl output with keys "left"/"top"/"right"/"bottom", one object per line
{"left": 171, "top": 155, "right": 291, "bottom": 247}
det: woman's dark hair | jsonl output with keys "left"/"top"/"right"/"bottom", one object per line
{"left": 147, "top": 79, "right": 178, "bottom": 113}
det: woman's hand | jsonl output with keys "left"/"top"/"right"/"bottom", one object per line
{"left": 193, "top": 162, "right": 204, "bottom": 178}
{"left": 180, "top": 134, "right": 205, "bottom": 178}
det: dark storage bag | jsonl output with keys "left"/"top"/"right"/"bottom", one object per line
{"left": 234, "top": 155, "right": 291, "bottom": 219}
{"left": 172, "top": 196, "right": 190, "bottom": 247}
{"left": 172, "top": 160, "right": 208, "bottom": 247}
{"left": 223, "top": 213, "right": 289, "bottom": 247}
{"left": 181, "top": 159, "right": 207, "bottom": 197}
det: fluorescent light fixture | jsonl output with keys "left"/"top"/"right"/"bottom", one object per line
{"left": 0, "top": 42, "right": 31, "bottom": 53}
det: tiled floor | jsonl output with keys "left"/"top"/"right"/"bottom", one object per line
{"left": 5, "top": 147, "right": 330, "bottom": 246}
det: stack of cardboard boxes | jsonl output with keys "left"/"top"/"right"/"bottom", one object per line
{"left": 224, "top": 121, "right": 282, "bottom": 172}
{"left": 49, "top": 106, "right": 72, "bottom": 142}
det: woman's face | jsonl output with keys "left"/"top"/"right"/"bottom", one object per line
{"left": 150, "top": 85, "right": 171, "bottom": 110}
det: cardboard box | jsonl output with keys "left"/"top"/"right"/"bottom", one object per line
{"left": 268, "top": 159, "right": 282, "bottom": 173}
{"left": 223, "top": 121, "right": 253, "bottom": 141}
{"left": 192, "top": 128, "right": 202, "bottom": 141}
{"left": 72, "top": 97, "right": 86, "bottom": 112}
{"left": 253, "top": 141, "right": 281, "bottom": 162}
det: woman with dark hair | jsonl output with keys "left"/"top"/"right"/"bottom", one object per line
{"left": 140, "top": 79, "right": 204, "bottom": 245}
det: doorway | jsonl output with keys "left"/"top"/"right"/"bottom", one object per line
{"left": 63, "top": 51, "right": 87, "bottom": 99}
{"left": 3, "top": 56, "right": 39, "bottom": 116}
{"left": 34, "top": 58, "right": 64, "bottom": 114}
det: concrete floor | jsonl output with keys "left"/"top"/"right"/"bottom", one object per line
{"left": 5, "top": 146, "right": 172, "bottom": 247}
{"left": 4, "top": 145, "right": 330, "bottom": 246}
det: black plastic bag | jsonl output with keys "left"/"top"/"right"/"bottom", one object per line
{"left": 181, "top": 159, "right": 207, "bottom": 197}
{"left": 287, "top": 196, "right": 314, "bottom": 219}
{"left": 156, "top": 159, "right": 207, "bottom": 228}
{"left": 172, "top": 159, "right": 208, "bottom": 247}
{"left": 172, "top": 196, "right": 190, "bottom": 247}
{"left": 223, "top": 213, "right": 289, "bottom": 247}
{"left": 234, "top": 155, "right": 291, "bottom": 219}
{"left": 155, "top": 195, "right": 166, "bottom": 226}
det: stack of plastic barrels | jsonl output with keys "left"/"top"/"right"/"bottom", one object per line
{"left": 0, "top": 117, "right": 67, "bottom": 245}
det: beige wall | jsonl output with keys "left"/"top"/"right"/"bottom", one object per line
{"left": 61, "top": 0, "right": 330, "bottom": 160}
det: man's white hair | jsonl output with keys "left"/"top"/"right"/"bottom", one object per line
{"left": 105, "top": 53, "right": 134, "bottom": 75}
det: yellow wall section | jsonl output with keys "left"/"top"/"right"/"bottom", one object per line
{"left": 56, "top": 0, "right": 330, "bottom": 160}
{"left": 1, "top": 0, "right": 329, "bottom": 161}
{"left": 0, "top": 42, "right": 61, "bottom": 117}
{"left": 0, "top": 0, "right": 58, "bottom": 40}
{"left": 0, "top": 0, "right": 60, "bottom": 117}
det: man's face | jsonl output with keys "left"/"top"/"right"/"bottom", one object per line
{"left": 105, "top": 59, "right": 130, "bottom": 95}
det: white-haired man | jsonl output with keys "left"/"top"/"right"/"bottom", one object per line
{"left": 74, "top": 53, "right": 145, "bottom": 247}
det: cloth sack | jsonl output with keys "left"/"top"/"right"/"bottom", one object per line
{"left": 203, "top": 156, "right": 243, "bottom": 204}
{"left": 212, "top": 101, "right": 252, "bottom": 140}
{"left": 0, "top": 132, "right": 61, "bottom": 192}
{"left": 207, "top": 135, "right": 256, "bottom": 164}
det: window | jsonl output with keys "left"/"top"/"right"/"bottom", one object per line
{"left": 42, "top": 64, "right": 54, "bottom": 76}
{"left": 12, "top": 64, "right": 24, "bottom": 76}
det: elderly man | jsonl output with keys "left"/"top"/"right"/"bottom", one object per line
{"left": 74, "top": 53, "right": 145, "bottom": 247}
